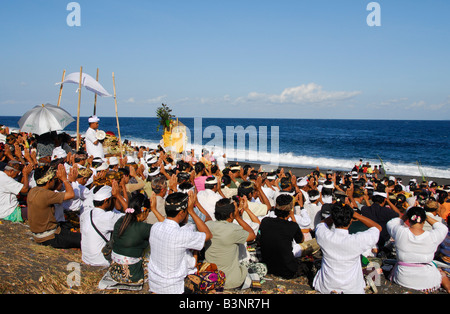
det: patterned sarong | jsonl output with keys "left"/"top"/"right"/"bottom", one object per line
{"left": 184, "top": 262, "right": 226, "bottom": 294}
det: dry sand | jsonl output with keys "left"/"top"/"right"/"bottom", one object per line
{"left": 0, "top": 220, "right": 442, "bottom": 296}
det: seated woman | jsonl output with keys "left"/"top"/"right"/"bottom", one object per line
{"left": 193, "top": 162, "right": 209, "bottom": 192}
{"left": 387, "top": 206, "right": 450, "bottom": 293}
{"left": 99, "top": 193, "right": 161, "bottom": 290}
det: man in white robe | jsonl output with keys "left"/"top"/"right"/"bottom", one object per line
{"left": 85, "top": 116, "right": 104, "bottom": 159}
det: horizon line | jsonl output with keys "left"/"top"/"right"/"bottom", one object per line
{"left": 1, "top": 115, "right": 449, "bottom": 122}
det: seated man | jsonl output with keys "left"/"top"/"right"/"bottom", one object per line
{"left": 144, "top": 175, "right": 167, "bottom": 225}
{"left": 27, "top": 164, "right": 80, "bottom": 248}
{"left": 313, "top": 202, "right": 381, "bottom": 294}
{"left": 55, "top": 166, "right": 94, "bottom": 222}
{"left": 303, "top": 189, "right": 322, "bottom": 240}
{"left": 119, "top": 166, "right": 146, "bottom": 200}
{"left": 360, "top": 186, "right": 399, "bottom": 252}
{"left": 80, "top": 182, "right": 126, "bottom": 266}
{"left": 259, "top": 194, "right": 304, "bottom": 279}
{"left": 204, "top": 197, "right": 257, "bottom": 290}
{"left": 0, "top": 161, "right": 32, "bottom": 222}
{"left": 261, "top": 172, "right": 279, "bottom": 207}
{"left": 221, "top": 175, "right": 238, "bottom": 199}
{"left": 147, "top": 191, "right": 212, "bottom": 294}
{"left": 423, "top": 199, "right": 443, "bottom": 231}
{"left": 237, "top": 176, "right": 271, "bottom": 219}
{"left": 196, "top": 176, "right": 223, "bottom": 220}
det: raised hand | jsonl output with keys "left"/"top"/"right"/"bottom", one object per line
{"left": 56, "top": 163, "right": 68, "bottom": 182}
{"left": 68, "top": 164, "right": 79, "bottom": 182}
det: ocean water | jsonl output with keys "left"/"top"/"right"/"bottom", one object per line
{"left": 1, "top": 116, "right": 449, "bottom": 179}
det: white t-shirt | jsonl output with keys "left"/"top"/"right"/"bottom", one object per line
{"left": 80, "top": 207, "right": 124, "bottom": 266}
{"left": 313, "top": 222, "right": 380, "bottom": 294}
{"left": 0, "top": 171, "right": 23, "bottom": 218}
{"left": 85, "top": 128, "right": 104, "bottom": 159}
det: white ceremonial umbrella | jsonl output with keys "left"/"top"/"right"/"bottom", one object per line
{"left": 18, "top": 103, "right": 75, "bottom": 135}
{"left": 55, "top": 69, "right": 113, "bottom": 150}
{"left": 55, "top": 72, "right": 112, "bottom": 97}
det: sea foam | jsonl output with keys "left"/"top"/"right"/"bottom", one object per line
{"left": 129, "top": 138, "right": 450, "bottom": 180}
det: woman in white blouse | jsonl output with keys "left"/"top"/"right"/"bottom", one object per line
{"left": 387, "top": 206, "right": 450, "bottom": 293}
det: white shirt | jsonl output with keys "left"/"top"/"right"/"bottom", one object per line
{"left": 304, "top": 202, "right": 323, "bottom": 230}
{"left": 321, "top": 195, "right": 333, "bottom": 204}
{"left": 196, "top": 189, "right": 222, "bottom": 221}
{"left": 54, "top": 181, "right": 94, "bottom": 222}
{"left": 246, "top": 200, "right": 269, "bottom": 219}
{"left": 300, "top": 189, "right": 310, "bottom": 204}
{"left": 80, "top": 207, "right": 124, "bottom": 266}
{"left": 313, "top": 222, "right": 380, "bottom": 294}
{"left": 216, "top": 155, "right": 227, "bottom": 171}
{"left": 63, "top": 182, "right": 91, "bottom": 212}
{"left": 262, "top": 185, "right": 278, "bottom": 207}
{"left": 85, "top": 128, "right": 104, "bottom": 159}
{"left": 148, "top": 219, "right": 206, "bottom": 294}
{"left": 0, "top": 171, "right": 23, "bottom": 218}
{"left": 221, "top": 186, "right": 237, "bottom": 199}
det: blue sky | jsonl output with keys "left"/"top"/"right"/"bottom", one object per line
{"left": 0, "top": 0, "right": 449, "bottom": 120}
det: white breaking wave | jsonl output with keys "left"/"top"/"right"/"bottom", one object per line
{"left": 7, "top": 125, "right": 448, "bottom": 179}
{"left": 129, "top": 138, "right": 450, "bottom": 179}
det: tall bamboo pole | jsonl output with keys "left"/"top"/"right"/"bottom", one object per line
{"left": 93, "top": 68, "right": 99, "bottom": 115}
{"left": 112, "top": 72, "right": 123, "bottom": 157}
{"left": 57, "top": 70, "right": 66, "bottom": 107}
{"left": 76, "top": 67, "right": 83, "bottom": 151}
